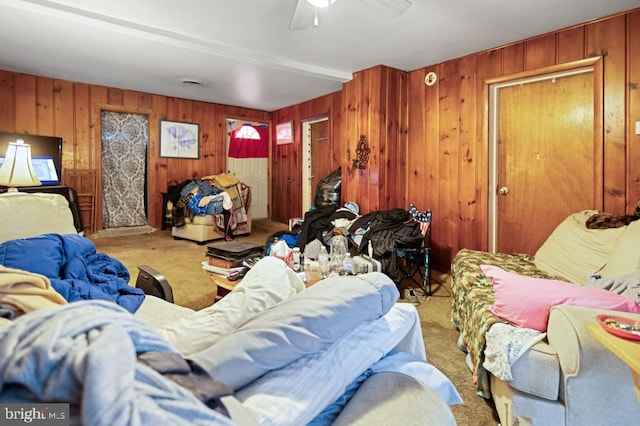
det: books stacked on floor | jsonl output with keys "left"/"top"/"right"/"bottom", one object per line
{"left": 202, "top": 240, "right": 265, "bottom": 281}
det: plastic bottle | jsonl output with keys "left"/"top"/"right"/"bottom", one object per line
{"left": 292, "top": 247, "right": 302, "bottom": 272}
{"left": 318, "top": 245, "right": 330, "bottom": 279}
{"left": 343, "top": 252, "right": 355, "bottom": 275}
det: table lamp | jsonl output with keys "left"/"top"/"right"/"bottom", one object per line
{"left": 0, "top": 139, "right": 41, "bottom": 192}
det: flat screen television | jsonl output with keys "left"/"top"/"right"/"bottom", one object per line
{"left": 0, "top": 132, "right": 63, "bottom": 186}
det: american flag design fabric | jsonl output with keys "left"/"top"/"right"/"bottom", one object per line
{"left": 408, "top": 203, "right": 431, "bottom": 237}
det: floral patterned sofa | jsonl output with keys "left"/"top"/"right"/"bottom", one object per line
{"left": 451, "top": 210, "right": 640, "bottom": 425}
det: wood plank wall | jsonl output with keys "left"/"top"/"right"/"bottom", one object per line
{"left": 2, "top": 8, "right": 638, "bottom": 271}
{"left": 273, "top": 8, "right": 640, "bottom": 271}
{"left": 0, "top": 73, "right": 270, "bottom": 230}
{"left": 272, "top": 65, "right": 408, "bottom": 219}
{"left": 407, "top": 10, "right": 640, "bottom": 270}
{"left": 341, "top": 66, "right": 408, "bottom": 214}
{"left": 271, "top": 91, "right": 342, "bottom": 221}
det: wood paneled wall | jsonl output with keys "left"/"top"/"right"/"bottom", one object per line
{"left": 0, "top": 72, "right": 270, "bottom": 229}
{"left": 272, "top": 65, "right": 408, "bottom": 219}
{"left": 341, "top": 65, "right": 408, "bottom": 214}
{"left": 2, "top": 8, "right": 639, "bottom": 271}
{"left": 273, "top": 8, "right": 640, "bottom": 271}
{"left": 271, "top": 91, "right": 342, "bottom": 221}
{"left": 406, "top": 9, "right": 640, "bottom": 270}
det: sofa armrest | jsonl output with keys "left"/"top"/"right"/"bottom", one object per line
{"left": 332, "top": 372, "right": 456, "bottom": 426}
{"left": 134, "top": 294, "right": 195, "bottom": 330}
{"left": 547, "top": 305, "right": 640, "bottom": 425}
{"left": 135, "top": 265, "right": 174, "bottom": 303}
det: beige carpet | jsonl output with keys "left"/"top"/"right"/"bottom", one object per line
{"left": 90, "top": 220, "right": 499, "bottom": 425}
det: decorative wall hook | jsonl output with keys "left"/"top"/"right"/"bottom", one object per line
{"left": 353, "top": 135, "right": 370, "bottom": 169}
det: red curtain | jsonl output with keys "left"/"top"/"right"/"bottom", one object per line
{"left": 228, "top": 125, "right": 269, "bottom": 158}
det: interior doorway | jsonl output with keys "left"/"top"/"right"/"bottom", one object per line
{"left": 226, "top": 119, "right": 270, "bottom": 219}
{"left": 302, "top": 117, "right": 330, "bottom": 212}
{"left": 100, "top": 111, "right": 149, "bottom": 230}
{"left": 488, "top": 61, "right": 602, "bottom": 254}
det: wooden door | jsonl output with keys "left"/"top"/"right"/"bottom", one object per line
{"left": 491, "top": 67, "right": 600, "bottom": 255}
{"left": 310, "top": 120, "right": 331, "bottom": 206}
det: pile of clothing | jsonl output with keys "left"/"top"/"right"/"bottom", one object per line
{"left": 167, "top": 174, "right": 249, "bottom": 241}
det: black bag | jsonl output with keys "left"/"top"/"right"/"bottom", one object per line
{"left": 315, "top": 167, "right": 341, "bottom": 207}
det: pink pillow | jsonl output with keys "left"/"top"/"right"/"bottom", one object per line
{"left": 482, "top": 264, "right": 640, "bottom": 332}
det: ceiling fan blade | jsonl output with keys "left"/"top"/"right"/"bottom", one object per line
{"left": 289, "top": 0, "right": 316, "bottom": 30}
{"left": 361, "top": 0, "right": 412, "bottom": 17}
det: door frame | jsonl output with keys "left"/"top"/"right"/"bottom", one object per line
{"left": 225, "top": 118, "right": 271, "bottom": 219}
{"left": 482, "top": 57, "right": 603, "bottom": 252}
{"left": 301, "top": 116, "right": 329, "bottom": 213}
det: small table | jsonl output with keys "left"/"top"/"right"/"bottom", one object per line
{"left": 588, "top": 323, "right": 640, "bottom": 402}
{"left": 208, "top": 273, "right": 239, "bottom": 302}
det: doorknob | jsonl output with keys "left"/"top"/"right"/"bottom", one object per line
{"left": 498, "top": 186, "right": 509, "bottom": 196}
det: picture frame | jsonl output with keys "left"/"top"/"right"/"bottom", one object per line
{"left": 276, "top": 121, "right": 294, "bottom": 145}
{"left": 159, "top": 120, "right": 200, "bottom": 158}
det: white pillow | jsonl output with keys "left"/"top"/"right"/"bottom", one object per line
{"left": 190, "top": 272, "right": 399, "bottom": 390}
{"left": 0, "top": 192, "right": 77, "bottom": 243}
{"left": 534, "top": 210, "right": 625, "bottom": 284}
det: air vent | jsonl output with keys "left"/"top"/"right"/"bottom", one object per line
{"left": 180, "top": 78, "right": 204, "bottom": 86}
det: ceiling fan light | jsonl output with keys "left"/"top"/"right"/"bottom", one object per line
{"left": 306, "top": 0, "right": 337, "bottom": 8}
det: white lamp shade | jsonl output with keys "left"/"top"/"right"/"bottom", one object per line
{"left": 0, "top": 140, "right": 41, "bottom": 188}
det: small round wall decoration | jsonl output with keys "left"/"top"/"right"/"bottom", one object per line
{"left": 425, "top": 71, "right": 437, "bottom": 86}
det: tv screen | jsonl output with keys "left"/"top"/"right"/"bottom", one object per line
{"left": 0, "top": 132, "right": 63, "bottom": 186}
{"left": 0, "top": 156, "right": 60, "bottom": 185}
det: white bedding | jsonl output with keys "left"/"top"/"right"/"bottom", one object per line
{"left": 190, "top": 271, "right": 399, "bottom": 390}
{"left": 157, "top": 256, "right": 304, "bottom": 356}
{"left": 236, "top": 303, "right": 424, "bottom": 425}
{"left": 154, "top": 257, "right": 456, "bottom": 424}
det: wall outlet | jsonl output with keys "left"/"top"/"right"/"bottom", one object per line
{"left": 636, "top": 121, "right": 640, "bottom": 135}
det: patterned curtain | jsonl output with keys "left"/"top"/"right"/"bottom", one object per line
{"left": 101, "top": 111, "right": 148, "bottom": 228}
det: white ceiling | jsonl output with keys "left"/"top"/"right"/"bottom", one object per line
{"left": 0, "top": 0, "right": 638, "bottom": 112}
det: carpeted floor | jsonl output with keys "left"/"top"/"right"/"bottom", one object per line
{"left": 90, "top": 220, "right": 500, "bottom": 425}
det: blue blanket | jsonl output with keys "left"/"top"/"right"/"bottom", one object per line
{"left": 0, "top": 233, "right": 145, "bottom": 312}
{"left": 0, "top": 300, "right": 234, "bottom": 426}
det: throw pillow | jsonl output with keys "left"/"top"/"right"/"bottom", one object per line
{"left": 483, "top": 264, "right": 640, "bottom": 332}
{"left": 533, "top": 210, "right": 625, "bottom": 284}
{"left": 597, "top": 220, "right": 640, "bottom": 279}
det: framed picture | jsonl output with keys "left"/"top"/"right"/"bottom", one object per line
{"left": 159, "top": 120, "right": 200, "bottom": 158}
{"left": 276, "top": 121, "right": 294, "bottom": 145}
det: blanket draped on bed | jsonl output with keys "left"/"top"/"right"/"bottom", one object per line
{"left": 0, "top": 233, "right": 144, "bottom": 312}
{"left": 0, "top": 300, "right": 236, "bottom": 426}
{"left": 0, "top": 265, "right": 67, "bottom": 318}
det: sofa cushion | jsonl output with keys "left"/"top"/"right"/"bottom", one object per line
{"left": 0, "top": 192, "right": 77, "bottom": 243}
{"left": 482, "top": 264, "right": 640, "bottom": 332}
{"left": 598, "top": 220, "right": 640, "bottom": 279}
{"left": 534, "top": 210, "right": 625, "bottom": 284}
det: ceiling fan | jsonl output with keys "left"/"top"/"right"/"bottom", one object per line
{"left": 289, "top": 0, "right": 412, "bottom": 30}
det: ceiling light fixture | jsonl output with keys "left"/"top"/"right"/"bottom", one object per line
{"left": 307, "top": 0, "right": 337, "bottom": 8}
{"left": 307, "top": 0, "right": 337, "bottom": 26}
